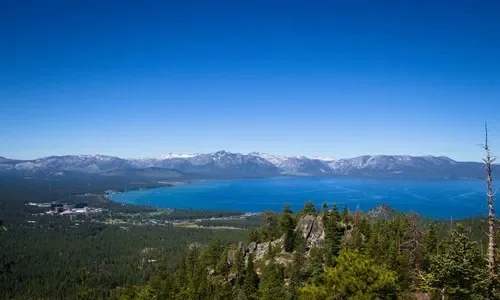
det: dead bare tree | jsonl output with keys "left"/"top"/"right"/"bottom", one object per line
{"left": 409, "top": 213, "right": 421, "bottom": 271}
{"left": 483, "top": 122, "right": 496, "bottom": 295}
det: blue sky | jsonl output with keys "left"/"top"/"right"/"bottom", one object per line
{"left": 1, "top": 1, "right": 499, "bottom": 161}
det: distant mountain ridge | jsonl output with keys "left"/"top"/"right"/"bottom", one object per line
{"left": 0, "top": 151, "right": 485, "bottom": 180}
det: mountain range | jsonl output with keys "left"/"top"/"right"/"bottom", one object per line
{"left": 0, "top": 151, "right": 485, "bottom": 180}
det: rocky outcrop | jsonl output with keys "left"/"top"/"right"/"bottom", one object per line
{"left": 217, "top": 213, "right": 355, "bottom": 288}
{"left": 227, "top": 214, "right": 328, "bottom": 269}
{"left": 365, "top": 204, "right": 400, "bottom": 220}
{"left": 249, "top": 237, "right": 284, "bottom": 261}
{"left": 296, "top": 215, "right": 325, "bottom": 249}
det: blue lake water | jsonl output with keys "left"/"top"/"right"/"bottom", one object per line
{"left": 109, "top": 177, "right": 489, "bottom": 219}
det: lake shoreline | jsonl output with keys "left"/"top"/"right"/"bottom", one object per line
{"left": 107, "top": 177, "right": 488, "bottom": 220}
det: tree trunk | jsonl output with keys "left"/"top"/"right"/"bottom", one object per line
{"left": 483, "top": 123, "right": 496, "bottom": 296}
{"left": 410, "top": 214, "right": 420, "bottom": 271}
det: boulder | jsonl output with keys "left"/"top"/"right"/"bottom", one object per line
{"left": 253, "top": 241, "right": 270, "bottom": 261}
{"left": 227, "top": 247, "right": 238, "bottom": 264}
{"left": 249, "top": 237, "right": 284, "bottom": 261}
{"left": 297, "top": 215, "right": 315, "bottom": 240}
{"left": 296, "top": 214, "right": 325, "bottom": 249}
{"left": 248, "top": 242, "right": 257, "bottom": 252}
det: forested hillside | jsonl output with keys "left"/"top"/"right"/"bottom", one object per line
{"left": 106, "top": 202, "right": 498, "bottom": 300}
{"left": 0, "top": 177, "right": 248, "bottom": 299}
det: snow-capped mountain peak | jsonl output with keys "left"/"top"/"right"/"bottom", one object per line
{"left": 249, "top": 152, "right": 289, "bottom": 165}
{"left": 75, "top": 154, "right": 116, "bottom": 161}
{"left": 159, "top": 153, "right": 198, "bottom": 159}
{"left": 311, "top": 156, "right": 336, "bottom": 162}
{"left": 0, "top": 151, "right": 480, "bottom": 179}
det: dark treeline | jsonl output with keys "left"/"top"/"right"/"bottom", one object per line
{"left": 0, "top": 176, "right": 248, "bottom": 299}
{"left": 115, "top": 209, "right": 247, "bottom": 222}
{"left": 197, "top": 215, "right": 262, "bottom": 229}
{"left": 0, "top": 217, "right": 245, "bottom": 299}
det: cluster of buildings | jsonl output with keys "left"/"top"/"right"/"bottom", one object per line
{"left": 26, "top": 201, "right": 104, "bottom": 215}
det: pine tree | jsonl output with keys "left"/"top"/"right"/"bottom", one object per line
{"left": 279, "top": 204, "right": 296, "bottom": 252}
{"left": 243, "top": 254, "right": 259, "bottom": 300}
{"left": 202, "top": 239, "right": 224, "bottom": 271}
{"left": 186, "top": 247, "right": 203, "bottom": 300}
{"left": 300, "top": 249, "right": 398, "bottom": 300}
{"left": 219, "top": 247, "right": 231, "bottom": 274}
{"left": 262, "top": 211, "right": 280, "bottom": 241}
{"left": 233, "top": 287, "right": 248, "bottom": 300}
{"left": 288, "top": 234, "right": 307, "bottom": 300}
{"left": 322, "top": 202, "right": 331, "bottom": 227}
{"left": 136, "top": 285, "right": 155, "bottom": 300}
{"left": 196, "top": 272, "right": 212, "bottom": 300}
{"left": 76, "top": 268, "right": 97, "bottom": 300}
{"left": 175, "top": 256, "right": 188, "bottom": 295}
{"left": 321, "top": 203, "right": 329, "bottom": 216}
{"left": 117, "top": 286, "right": 139, "bottom": 300}
{"left": 259, "top": 260, "right": 286, "bottom": 300}
{"left": 348, "top": 208, "right": 370, "bottom": 252}
{"left": 148, "top": 273, "right": 174, "bottom": 300}
{"left": 324, "top": 204, "right": 343, "bottom": 266}
{"left": 213, "top": 280, "right": 232, "bottom": 300}
{"left": 331, "top": 204, "right": 340, "bottom": 221}
{"left": 390, "top": 216, "right": 413, "bottom": 291}
{"left": 248, "top": 228, "right": 262, "bottom": 243}
{"left": 308, "top": 246, "right": 325, "bottom": 285}
{"left": 302, "top": 201, "right": 316, "bottom": 216}
{"left": 424, "top": 223, "right": 438, "bottom": 256}
{"left": 366, "top": 217, "right": 412, "bottom": 291}
{"left": 232, "top": 248, "right": 245, "bottom": 287}
{"left": 341, "top": 204, "right": 350, "bottom": 224}
{"left": 423, "top": 224, "right": 488, "bottom": 299}
{"left": 421, "top": 222, "right": 438, "bottom": 272}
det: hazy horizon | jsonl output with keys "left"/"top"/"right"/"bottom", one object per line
{"left": 2, "top": 1, "right": 499, "bottom": 161}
